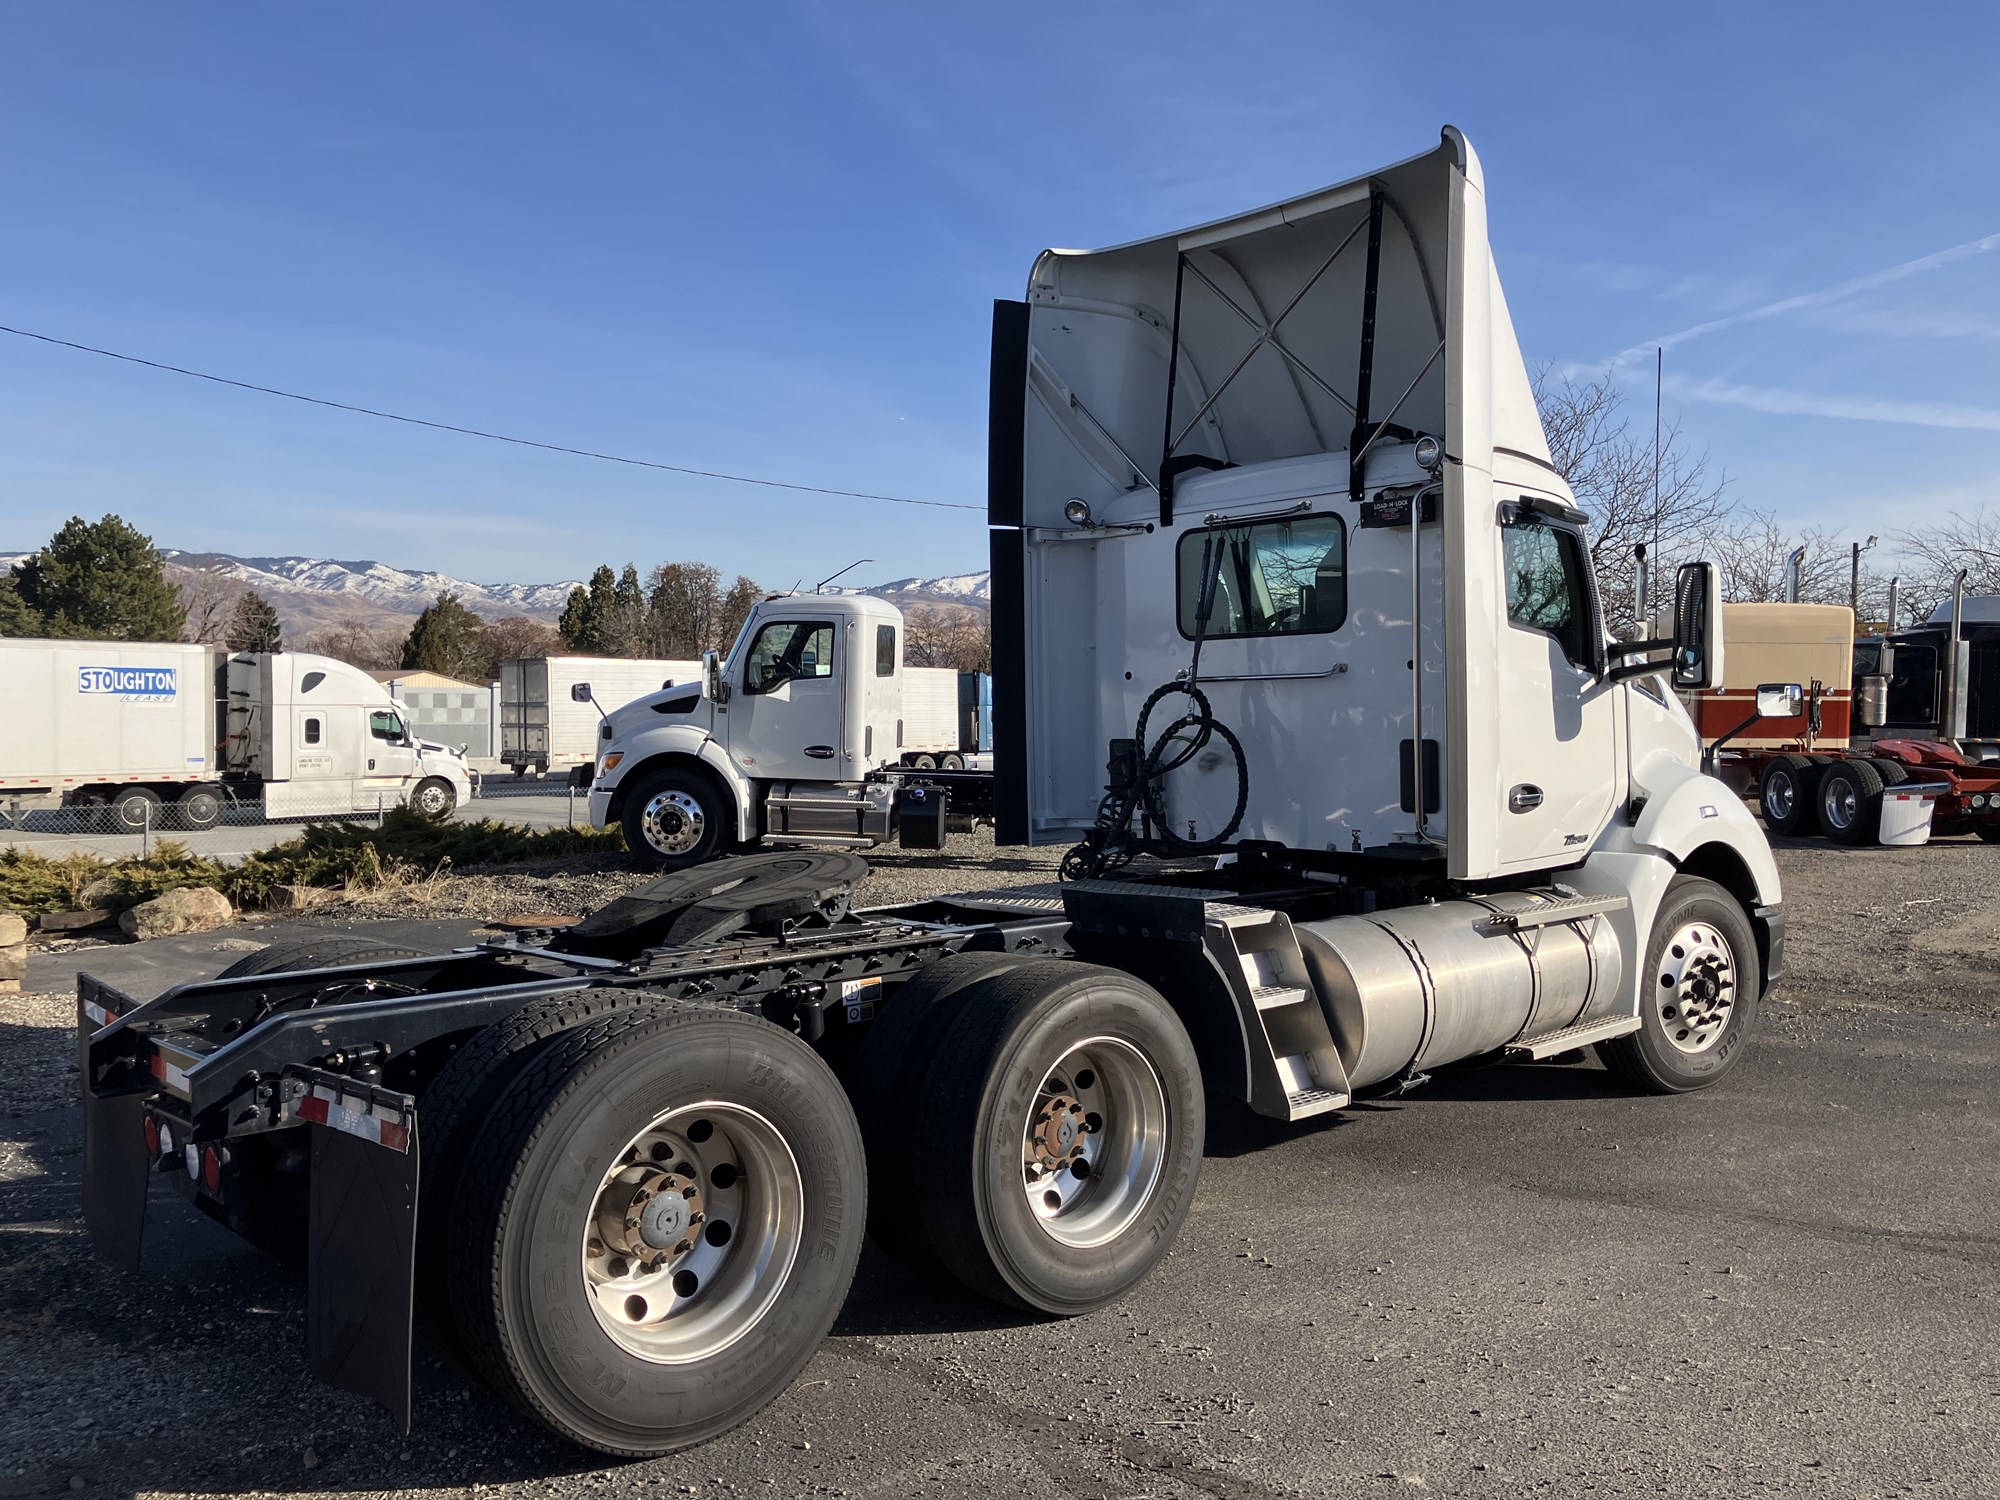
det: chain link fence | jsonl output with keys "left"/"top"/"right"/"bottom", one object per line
{"left": 0, "top": 775, "right": 593, "bottom": 861}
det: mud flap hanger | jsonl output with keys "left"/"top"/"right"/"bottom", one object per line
{"left": 1155, "top": 186, "right": 1446, "bottom": 525}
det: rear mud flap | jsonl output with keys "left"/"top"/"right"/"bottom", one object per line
{"left": 81, "top": 1087, "right": 150, "bottom": 1271}
{"left": 308, "top": 1120, "right": 420, "bottom": 1434}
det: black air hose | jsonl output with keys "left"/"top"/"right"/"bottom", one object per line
{"left": 1061, "top": 528, "right": 1250, "bottom": 881}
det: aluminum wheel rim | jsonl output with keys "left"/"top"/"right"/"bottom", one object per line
{"left": 1020, "top": 1036, "right": 1168, "bottom": 1248}
{"left": 415, "top": 784, "right": 450, "bottom": 816}
{"left": 1655, "top": 920, "right": 1736, "bottom": 1055}
{"left": 640, "top": 790, "right": 706, "bottom": 856}
{"left": 1764, "top": 772, "right": 1795, "bottom": 822}
{"left": 1821, "top": 776, "right": 1857, "bottom": 831}
{"left": 581, "top": 1101, "right": 804, "bottom": 1364}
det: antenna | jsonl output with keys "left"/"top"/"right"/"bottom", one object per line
{"left": 815, "top": 558, "right": 875, "bottom": 594}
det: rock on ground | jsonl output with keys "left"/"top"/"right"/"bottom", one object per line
{"left": 118, "top": 886, "right": 233, "bottom": 939}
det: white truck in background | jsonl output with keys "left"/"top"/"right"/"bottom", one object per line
{"left": 895, "top": 666, "right": 993, "bottom": 770}
{"left": 0, "top": 638, "right": 473, "bottom": 830}
{"left": 586, "top": 594, "right": 994, "bottom": 865}
{"left": 498, "top": 656, "right": 701, "bottom": 780}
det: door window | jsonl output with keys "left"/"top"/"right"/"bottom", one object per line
{"left": 1501, "top": 515, "right": 1597, "bottom": 671}
{"left": 1176, "top": 512, "right": 1346, "bottom": 639}
{"left": 743, "top": 621, "right": 835, "bottom": 694}
{"left": 1885, "top": 643, "right": 1937, "bottom": 723}
{"left": 369, "top": 710, "right": 406, "bottom": 741}
{"left": 876, "top": 624, "right": 896, "bottom": 677}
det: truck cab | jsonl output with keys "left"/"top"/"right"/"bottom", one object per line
{"left": 588, "top": 593, "right": 936, "bottom": 865}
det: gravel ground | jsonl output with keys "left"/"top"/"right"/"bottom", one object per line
{"left": 3, "top": 834, "right": 1996, "bottom": 1499}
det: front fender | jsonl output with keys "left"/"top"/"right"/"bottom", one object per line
{"left": 597, "top": 725, "right": 756, "bottom": 841}
{"left": 1628, "top": 750, "right": 1782, "bottom": 907}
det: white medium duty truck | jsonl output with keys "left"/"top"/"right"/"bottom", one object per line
{"left": 582, "top": 599, "right": 992, "bottom": 864}
{"left": 1, "top": 638, "right": 473, "bottom": 828}
{"left": 498, "top": 656, "right": 702, "bottom": 781}
{"left": 78, "top": 129, "right": 1784, "bottom": 1460}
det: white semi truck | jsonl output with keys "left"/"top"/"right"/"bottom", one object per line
{"left": 0, "top": 638, "right": 473, "bottom": 828}
{"left": 79, "top": 129, "right": 1785, "bottom": 1460}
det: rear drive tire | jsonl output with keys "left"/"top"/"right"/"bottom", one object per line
{"left": 1758, "top": 755, "right": 1816, "bottom": 836}
{"left": 173, "top": 786, "right": 224, "bottom": 831}
{"left": 1864, "top": 756, "right": 1910, "bottom": 787}
{"left": 1597, "top": 876, "right": 1759, "bottom": 1094}
{"left": 1817, "top": 759, "right": 1884, "bottom": 845}
{"left": 213, "top": 934, "right": 428, "bottom": 979}
{"left": 447, "top": 1003, "right": 865, "bottom": 1456}
{"left": 846, "top": 951, "right": 1025, "bottom": 1269}
{"left": 913, "top": 960, "right": 1203, "bottom": 1316}
{"left": 621, "top": 765, "right": 727, "bottom": 870}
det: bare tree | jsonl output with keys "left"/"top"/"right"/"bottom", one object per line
{"left": 1535, "top": 368, "right": 1734, "bottom": 633}
{"left": 299, "top": 615, "right": 402, "bottom": 670}
{"left": 169, "top": 563, "right": 244, "bottom": 645}
{"left": 1896, "top": 507, "right": 2000, "bottom": 626}
{"left": 904, "top": 605, "right": 990, "bottom": 673}
{"left": 482, "top": 614, "right": 566, "bottom": 679}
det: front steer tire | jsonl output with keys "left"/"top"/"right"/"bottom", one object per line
{"left": 621, "top": 765, "right": 728, "bottom": 871}
{"left": 1597, "top": 876, "right": 1760, "bottom": 1095}
{"left": 446, "top": 1002, "right": 865, "bottom": 1457}
{"left": 913, "top": 960, "right": 1203, "bottom": 1317}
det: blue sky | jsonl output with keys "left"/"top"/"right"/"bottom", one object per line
{"left": 3, "top": 1, "right": 1995, "bottom": 592}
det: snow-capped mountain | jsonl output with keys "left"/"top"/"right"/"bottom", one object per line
{"left": 1, "top": 547, "right": 991, "bottom": 635}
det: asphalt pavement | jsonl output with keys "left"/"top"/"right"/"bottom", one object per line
{"left": 3, "top": 931, "right": 1995, "bottom": 1499}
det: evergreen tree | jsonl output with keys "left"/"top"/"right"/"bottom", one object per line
{"left": 224, "top": 589, "right": 283, "bottom": 653}
{"left": 10, "top": 515, "right": 186, "bottom": 641}
{"left": 0, "top": 576, "right": 38, "bottom": 637}
{"left": 399, "top": 591, "right": 490, "bottom": 681}
{"left": 559, "top": 565, "right": 619, "bottom": 653}
{"left": 607, "top": 563, "right": 647, "bottom": 656}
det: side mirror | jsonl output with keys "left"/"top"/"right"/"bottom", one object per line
{"left": 703, "top": 649, "right": 729, "bottom": 704}
{"left": 570, "top": 683, "right": 592, "bottom": 703}
{"left": 1754, "top": 682, "right": 1804, "bottom": 719}
{"left": 1671, "top": 561, "right": 1724, "bottom": 691}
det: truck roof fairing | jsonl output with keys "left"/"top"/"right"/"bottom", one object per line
{"left": 1005, "top": 126, "right": 1549, "bottom": 532}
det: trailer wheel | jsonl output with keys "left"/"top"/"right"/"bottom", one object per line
{"left": 846, "top": 951, "right": 1025, "bottom": 1268}
{"left": 622, "top": 765, "right": 727, "bottom": 870}
{"left": 1758, "top": 755, "right": 1817, "bottom": 836}
{"left": 447, "top": 1002, "right": 864, "bottom": 1456}
{"left": 910, "top": 753, "right": 938, "bottom": 771}
{"left": 1597, "top": 876, "right": 1759, "bottom": 1094}
{"left": 169, "top": 786, "right": 224, "bottom": 830}
{"left": 913, "top": 960, "right": 1202, "bottom": 1316}
{"left": 940, "top": 753, "right": 965, "bottom": 771}
{"left": 1816, "top": 759, "right": 1884, "bottom": 845}
{"left": 106, "top": 786, "right": 162, "bottom": 833}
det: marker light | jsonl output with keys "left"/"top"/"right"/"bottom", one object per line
{"left": 1413, "top": 435, "right": 1443, "bottom": 471}
{"left": 600, "top": 753, "right": 624, "bottom": 775}
{"left": 184, "top": 1143, "right": 201, "bottom": 1180}
{"left": 1063, "top": 498, "right": 1092, "bottom": 527}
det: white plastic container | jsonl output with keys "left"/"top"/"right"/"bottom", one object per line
{"left": 1879, "top": 782, "right": 1948, "bottom": 846}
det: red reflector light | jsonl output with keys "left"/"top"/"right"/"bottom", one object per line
{"left": 143, "top": 1116, "right": 160, "bottom": 1155}
{"left": 202, "top": 1146, "right": 222, "bottom": 1192}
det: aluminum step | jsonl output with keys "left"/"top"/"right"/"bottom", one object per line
{"left": 1509, "top": 1014, "right": 1643, "bottom": 1059}
{"left": 1479, "top": 892, "right": 1628, "bottom": 933}
{"left": 1201, "top": 911, "right": 1352, "bottom": 1122}
{"left": 1251, "top": 984, "right": 1312, "bottom": 1011}
{"left": 1285, "top": 1086, "right": 1350, "bottom": 1118}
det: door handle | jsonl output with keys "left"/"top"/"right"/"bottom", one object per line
{"left": 1508, "top": 784, "right": 1543, "bottom": 813}
{"left": 368, "top": 758, "right": 376, "bottom": 771}
{"left": 804, "top": 745, "right": 835, "bottom": 760}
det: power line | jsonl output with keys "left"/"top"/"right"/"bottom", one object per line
{"left": 0, "top": 322, "right": 982, "bottom": 513}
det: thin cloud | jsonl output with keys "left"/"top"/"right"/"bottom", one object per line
{"left": 1682, "top": 377, "right": 2000, "bottom": 432}
{"left": 1605, "top": 230, "right": 2000, "bottom": 370}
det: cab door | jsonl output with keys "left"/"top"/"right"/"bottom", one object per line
{"left": 1490, "top": 506, "right": 1622, "bottom": 869}
{"left": 364, "top": 707, "right": 421, "bottom": 807}
{"left": 725, "top": 616, "right": 844, "bottom": 782}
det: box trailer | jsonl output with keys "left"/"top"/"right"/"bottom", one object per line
{"left": 0, "top": 639, "right": 472, "bottom": 829}
{"left": 498, "top": 656, "right": 700, "bottom": 779}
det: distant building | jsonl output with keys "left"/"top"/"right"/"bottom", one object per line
{"left": 367, "top": 670, "right": 498, "bottom": 760}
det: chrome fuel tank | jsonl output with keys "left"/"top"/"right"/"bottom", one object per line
{"left": 1294, "top": 893, "right": 1624, "bottom": 1088}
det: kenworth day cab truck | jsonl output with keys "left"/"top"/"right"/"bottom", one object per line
{"left": 79, "top": 129, "right": 1784, "bottom": 1459}
{"left": 582, "top": 601, "right": 994, "bottom": 865}
{"left": 0, "top": 638, "right": 473, "bottom": 829}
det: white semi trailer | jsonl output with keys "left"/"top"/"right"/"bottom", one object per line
{"left": 80, "top": 129, "right": 1785, "bottom": 1460}
{"left": 498, "top": 655, "right": 702, "bottom": 780}
{"left": 0, "top": 639, "right": 473, "bottom": 828}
